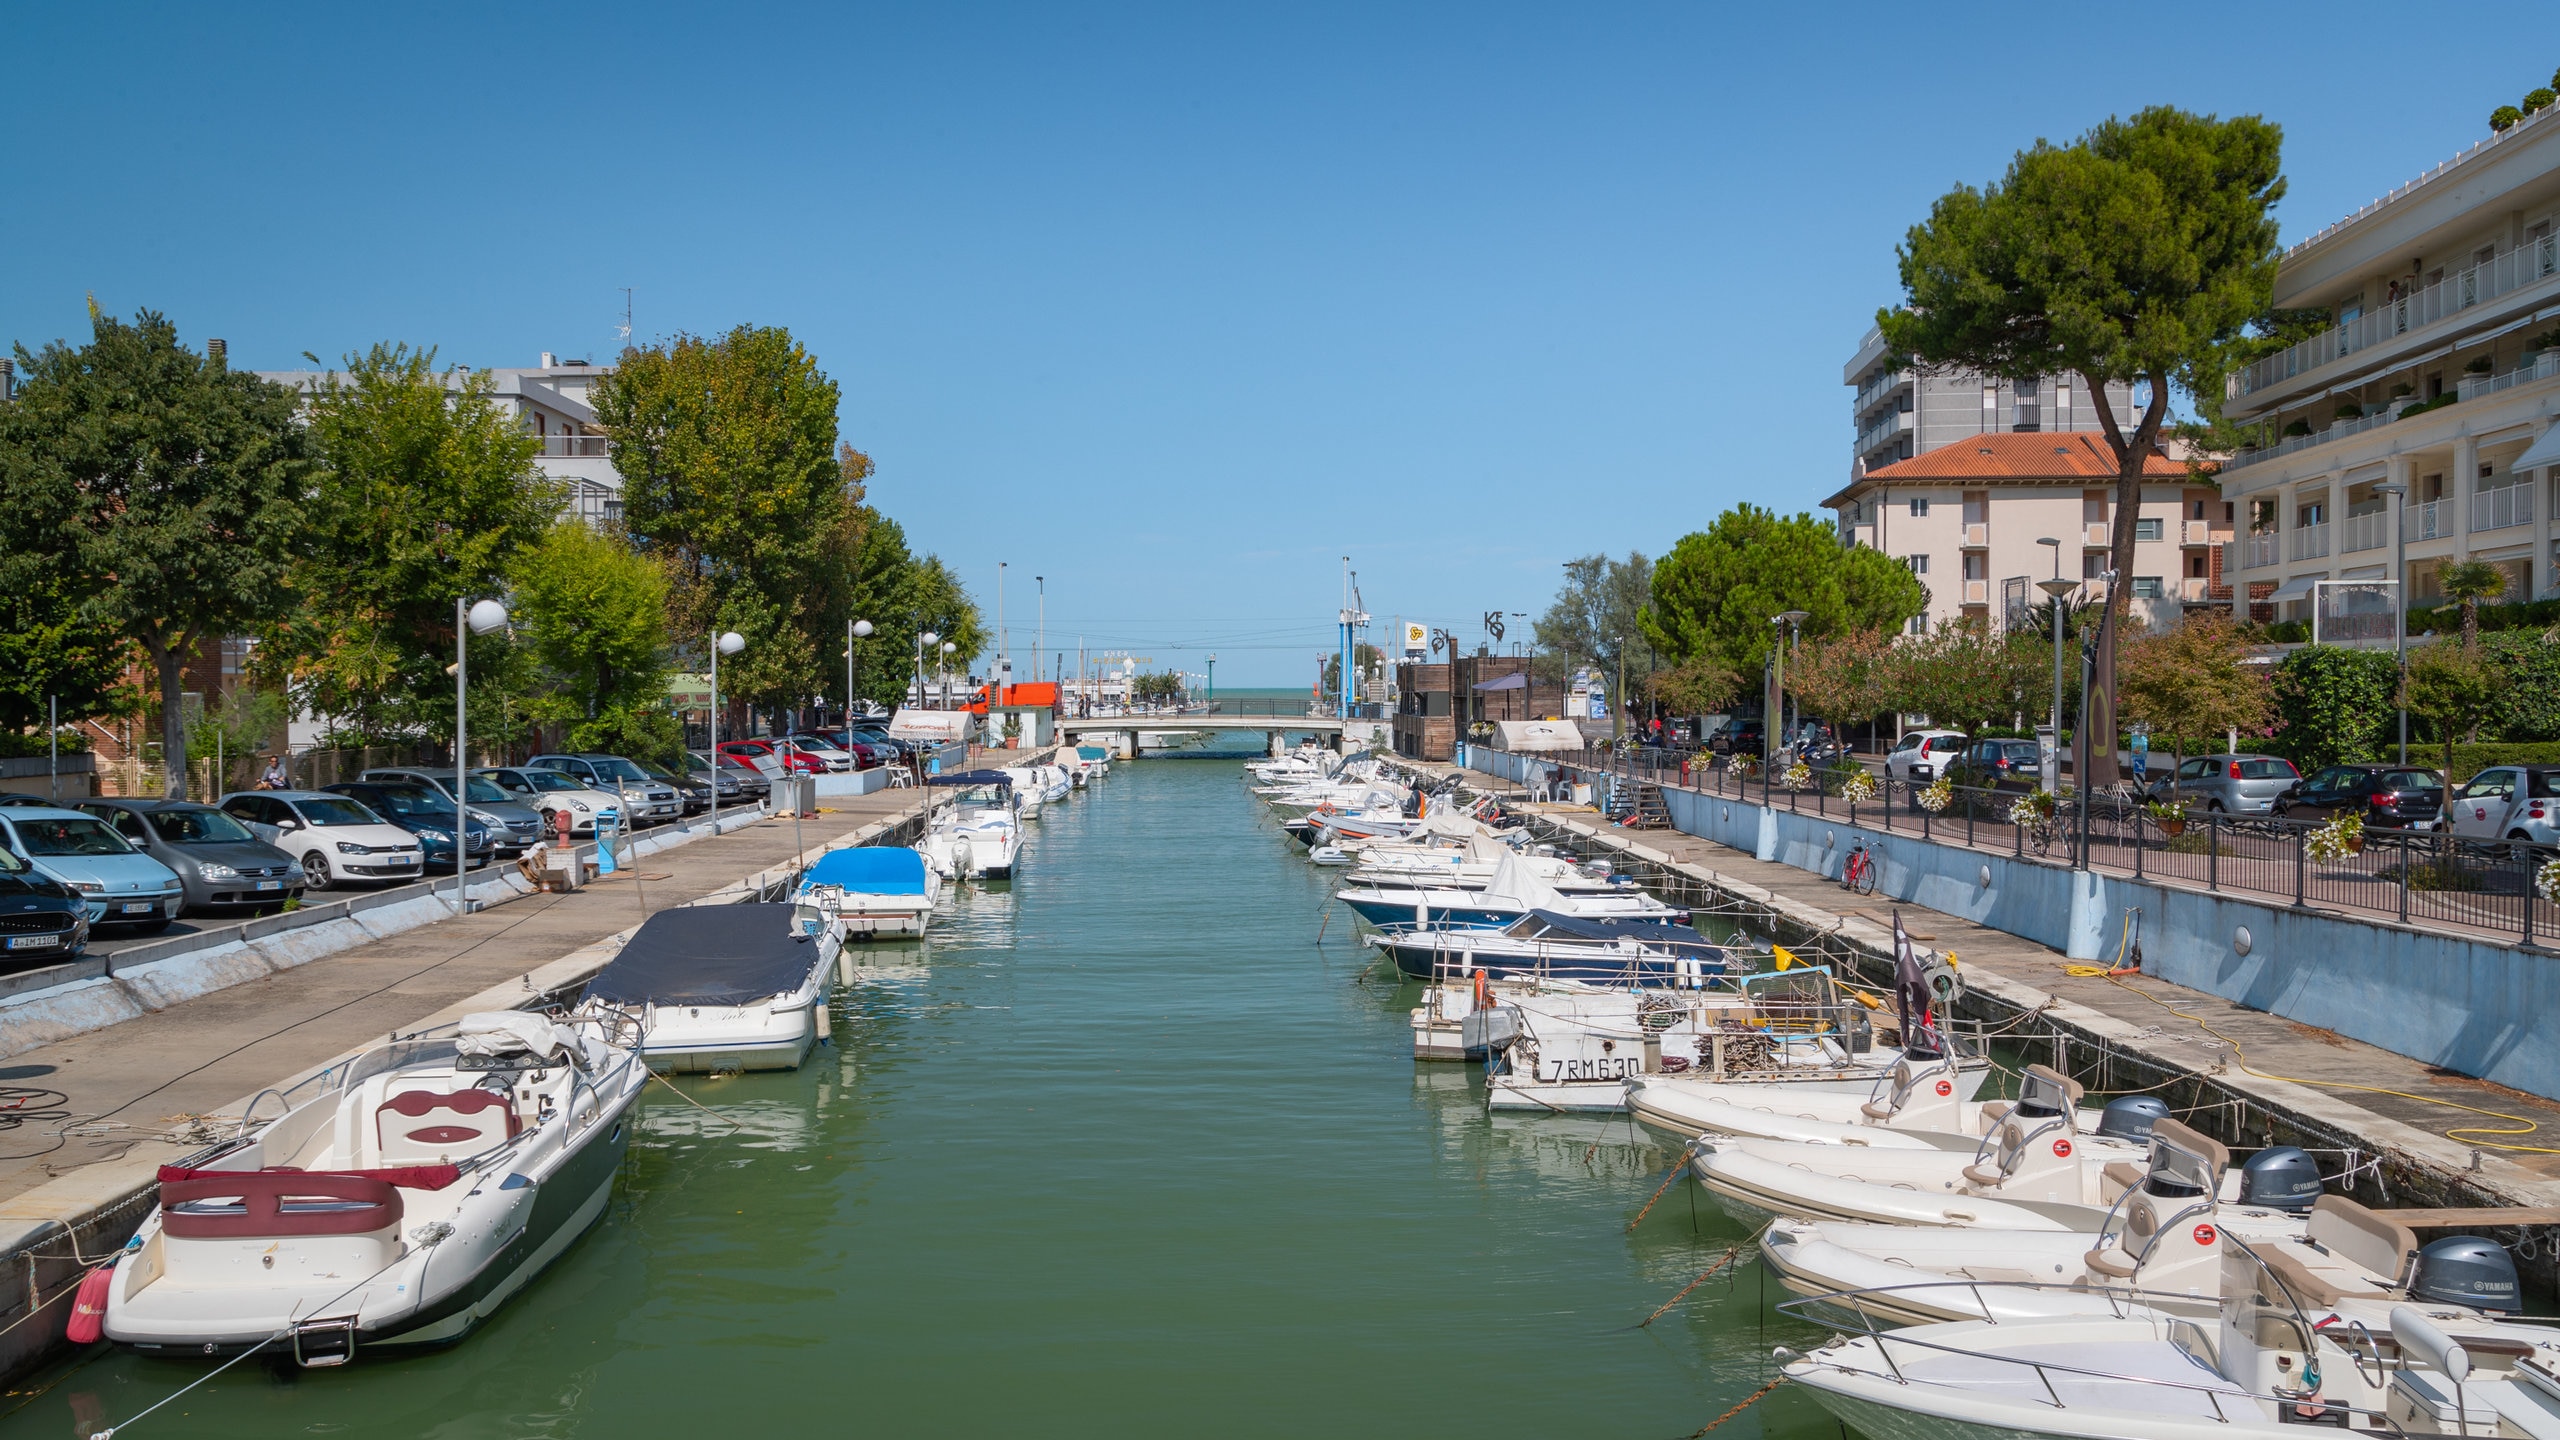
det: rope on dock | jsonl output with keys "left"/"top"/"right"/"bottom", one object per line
{"left": 1676, "top": 1374, "right": 1787, "bottom": 1435}
{"left": 1637, "top": 1244, "right": 1748, "bottom": 1328}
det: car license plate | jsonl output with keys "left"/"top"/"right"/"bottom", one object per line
{"left": 256, "top": 880, "right": 282, "bottom": 891}
{"left": 392, "top": 856, "right": 418, "bottom": 867}
{"left": 6, "top": 935, "right": 59, "bottom": 950}
{"left": 120, "top": 902, "right": 156, "bottom": 914}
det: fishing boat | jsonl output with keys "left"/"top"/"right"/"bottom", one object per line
{"left": 922, "top": 771, "right": 1023, "bottom": 880}
{"left": 98, "top": 1011, "right": 644, "bottom": 1365}
{"left": 793, "top": 845, "right": 938, "bottom": 940}
{"left": 578, "top": 904, "right": 835, "bottom": 1072}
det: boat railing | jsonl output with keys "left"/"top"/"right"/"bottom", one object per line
{"left": 1774, "top": 1277, "right": 2410, "bottom": 1434}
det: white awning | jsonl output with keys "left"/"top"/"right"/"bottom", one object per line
{"left": 2266, "top": 575, "right": 2320, "bottom": 602}
{"left": 2513, "top": 422, "right": 2560, "bottom": 474}
{"left": 886, "top": 708, "right": 977, "bottom": 743}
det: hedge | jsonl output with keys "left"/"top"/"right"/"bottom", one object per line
{"left": 2446, "top": 743, "right": 2560, "bottom": 785}
{"left": 0, "top": 729, "right": 91, "bottom": 760}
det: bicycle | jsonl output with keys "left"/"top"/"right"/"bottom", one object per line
{"left": 1840, "top": 838, "right": 1879, "bottom": 895}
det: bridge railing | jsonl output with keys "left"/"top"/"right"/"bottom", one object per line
{"left": 1208, "top": 700, "right": 1329, "bottom": 718}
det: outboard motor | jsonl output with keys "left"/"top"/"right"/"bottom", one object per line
{"left": 2237, "top": 1147, "right": 2325, "bottom": 1212}
{"left": 2408, "top": 1235, "right": 2522, "bottom": 1313}
{"left": 2096, "top": 1095, "right": 2172, "bottom": 1143}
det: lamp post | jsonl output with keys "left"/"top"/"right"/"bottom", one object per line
{"left": 453, "top": 597, "right": 508, "bottom": 908}
{"left": 916, "top": 630, "right": 939, "bottom": 710}
{"left": 2374, "top": 480, "right": 2410, "bottom": 764}
{"left": 940, "top": 641, "right": 957, "bottom": 711}
{"left": 1035, "top": 576, "right": 1045, "bottom": 686}
{"left": 709, "top": 629, "right": 745, "bottom": 831}
{"left": 1207, "top": 653, "right": 1217, "bottom": 709}
{"left": 846, "top": 618, "right": 873, "bottom": 727}
{"left": 1769, "top": 610, "right": 1809, "bottom": 771}
{"left": 2037, "top": 537, "right": 2072, "bottom": 796}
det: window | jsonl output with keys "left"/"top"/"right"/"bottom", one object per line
{"left": 1909, "top": 498, "right": 1931, "bottom": 518}
{"left": 2131, "top": 577, "right": 2164, "bottom": 599}
{"left": 2135, "top": 517, "right": 2164, "bottom": 542}
{"left": 2193, "top": 500, "right": 2208, "bottom": 520}
{"left": 2083, "top": 552, "right": 2106, "bottom": 579}
{"left": 1905, "top": 554, "right": 1929, "bottom": 574}
{"left": 2462, "top": 771, "right": 2516, "bottom": 801}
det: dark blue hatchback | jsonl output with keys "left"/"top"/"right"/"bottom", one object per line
{"left": 323, "top": 782, "right": 495, "bottom": 867}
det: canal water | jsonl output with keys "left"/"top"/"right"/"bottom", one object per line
{"left": 16, "top": 757, "right": 1837, "bottom": 1439}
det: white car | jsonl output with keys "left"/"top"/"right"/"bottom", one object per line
{"left": 1884, "top": 729, "right": 1969, "bottom": 783}
{"left": 474, "top": 766, "right": 623, "bottom": 839}
{"left": 219, "top": 790, "right": 425, "bottom": 891}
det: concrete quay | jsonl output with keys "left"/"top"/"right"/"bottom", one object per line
{"left": 0, "top": 784, "right": 936, "bottom": 1387}
{"left": 1390, "top": 759, "right": 2560, "bottom": 1280}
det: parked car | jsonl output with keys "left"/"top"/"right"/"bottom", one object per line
{"left": 76, "top": 798, "right": 305, "bottom": 918}
{"left": 1950, "top": 738, "right": 2045, "bottom": 792}
{"left": 0, "top": 794, "right": 72, "bottom": 808}
{"left": 772, "top": 735, "right": 858, "bottom": 772}
{"left": 844, "top": 725, "right": 917, "bottom": 761}
{"left": 2271, "top": 764, "right": 2446, "bottom": 832}
{"left": 220, "top": 790, "right": 425, "bottom": 891}
{"left": 1707, "top": 718, "right": 1764, "bottom": 757}
{"left": 323, "top": 782, "right": 495, "bottom": 869}
{"left": 474, "top": 766, "right": 621, "bottom": 838}
{"left": 527, "top": 754, "right": 683, "bottom": 826}
{"left": 636, "top": 760, "right": 710, "bottom": 815}
{"left": 2446, "top": 765, "right": 2560, "bottom": 848}
{"left": 1885, "top": 730, "right": 1970, "bottom": 784}
{"left": 691, "top": 750, "right": 769, "bottom": 801}
{"left": 721, "top": 739, "right": 819, "bottom": 777}
{"left": 0, "top": 843, "right": 88, "bottom": 965}
{"left": 2144, "top": 754, "right": 2300, "bottom": 814}
{"left": 817, "top": 728, "right": 899, "bottom": 767}
{"left": 0, "top": 807, "right": 185, "bottom": 932}
{"left": 360, "top": 769, "right": 545, "bottom": 855}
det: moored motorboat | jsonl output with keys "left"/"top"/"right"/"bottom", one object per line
{"left": 579, "top": 903, "right": 836, "bottom": 1073}
{"left": 794, "top": 845, "right": 938, "bottom": 940}
{"left": 923, "top": 771, "right": 1024, "bottom": 879}
{"left": 101, "top": 1011, "right": 644, "bottom": 1365}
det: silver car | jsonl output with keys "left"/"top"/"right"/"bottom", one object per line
{"left": 2447, "top": 766, "right": 2560, "bottom": 848}
{"left": 2146, "top": 753, "right": 2302, "bottom": 815}
{"left": 361, "top": 768, "right": 546, "bottom": 855}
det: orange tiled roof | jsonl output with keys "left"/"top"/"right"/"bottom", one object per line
{"left": 1860, "top": 432, "right": 2188, "bottom": 481}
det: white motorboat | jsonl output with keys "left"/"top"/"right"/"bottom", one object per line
{"left": 98, "top": 1011, "right": 644, "bottom": 1366}
{"left": 1338, "top": 850, "right": 1689, "bottom": 933}
{"left": 579, "top": 903, "right": 836, "bottom": 1073}
{"left": 923, "top": 771, "right": 1024, "bottom": 880}
{"left": 1629, "top": 1054, "right": 2120, "bottom": 1149}
{"left": 793, "top": 844, "right": 939, "bottom": 940}
{"left": 1385, "top": 910, "right": 1739, "bottom": 990}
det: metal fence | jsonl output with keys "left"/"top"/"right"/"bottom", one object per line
{"left": 1511, "top": 748, "right": 2560, "bottom": 948}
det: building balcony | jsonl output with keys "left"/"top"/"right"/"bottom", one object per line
{"left": 2179, "top": 520, "right": 2221, "bottom": 546}
{"left": 537, "top": 435, "right": 611, "bottom": 458}
{"left": 2177, "top": 577, "right": 2214, "bottom": 602}
{"left": 2231, "top": 234, "right": 2560, "bottom": 407}
{"left": 1962, "top": 579, "right": 1989, "bottom": 606}
{"left": 1855, "top": 409, "right": 1910, "bottom": 457}
{"left": 1854, "top": 368, "right": 1911, "bottom": 417}
{"left": 2415, "top": 500, "right": 2450, "bottom": 541}
{"left": 2240, "top": 531, "right": 2279, "bottom": 569}
{"left": 2222, "top": 408, "right": 2399, "bottom": 474}
{"left": 2459, "top": 349, "right": 2560, "bottom": 402}
{"left": 2340, "top": 509, "right": 2390, "bottom": 554}
{"left": 2289, "top": 523, "right": 2330, "bottom": 562}
{"left": 2477, "top": 481, "right": 2534, "bottom": 532}
{"left": 2083, "top": 522, "right": 2110, "bottom": 547}
{"left": 1962, "top": 523, "right": 1988, "bottom": 548}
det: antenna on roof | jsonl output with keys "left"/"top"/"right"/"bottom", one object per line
{"left": 618, "top": 288, "right": 633, "bottom": 349}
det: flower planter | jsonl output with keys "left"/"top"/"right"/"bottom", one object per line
{"left": 2346, "top": 835, "right": 2365, "bottom": 855}
{"left": 2157, "top": 817, "right": 2187, "bottom": 838}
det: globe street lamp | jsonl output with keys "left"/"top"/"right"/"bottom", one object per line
{"left": 917, "top": 630, "right": 939, "bottom": 710}
{"left": 846, "top": 618, "right": 874, "bottom": 727}
{"left": 939, "top": 640, "right": 957, "bottom": 711}
{"left": 453, "top": 597, "right": 508, "bottom": 908}
{"left": 710, "top": 630, "right": 745, "bottom": 830}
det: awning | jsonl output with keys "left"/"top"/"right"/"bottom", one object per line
{"left": 2266, "top": 575, "right": 2320, "bottom": 602}
{"left": 2514, "top": 422, "right": 2560, "bottom": 474}
{"left": 1471, "top": 673, "right": 1528, "bottom": 691}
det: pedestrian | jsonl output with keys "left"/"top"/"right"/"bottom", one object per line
{"left": 258, "top": 755, "right": 288, "bottom": 790}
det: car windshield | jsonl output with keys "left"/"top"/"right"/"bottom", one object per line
{"left": 2383, "top": 772, "right": 2443, "bottom": 792}
{"left": 367, "top": 786, "right": 455, "bottom": 819}
{"left": 13, "top": 817, "right": 134, "bottom": 856}
{"left": 147, "top": 807, "right": 256, "bottom": 844}
{"left": 462, "top": 776, "right": 514, "bottom": 803}
{"left": 584, "top": 758, "right": 653, "bottom": 783}
{"left": 519, "top": 770, "right": 586, "bottom": 794}
{"left": 295, "top": 796, "right": 381, "bottom": 827}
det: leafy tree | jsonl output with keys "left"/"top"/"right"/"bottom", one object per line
{"left": 508, "top": 521, "right": 679, "bottom": 765}
{"left": 266, "top": 343, "right": 557, "bottom": 743}
{"left": 2482, "top": 630, "right": 2560, "bottom": 742}
{"left": 598, "top": 326, "right": 863, "bottom": 719}
{"left": 2268, "top": 646, "right": 2398, "bottom": 768}
{"left": 1883, "top": 618, "right": 2042, "bottom": 735}
{"left": 903, "top": 554, "right": 987, "bottom": 682}
{"left": 1322, "top": 644, "right": 1386, "bottom": 708}
{"left": 2116, "top": 614, "right": 2273, "bottom": 787}
{"left": 1881, "top": 107, "right": 2285, "bottom": 783}
{"left": 2436, "top": 560, "right": 2508, "bottom": 649}
{"left": 1532, "top": 552, "right": 1657, "bottom": 690}
{"left": 0, "top": 569, "right": 138, "bottom": 732}
{"left": 2402, "top": 641, "right": 2498, "bottom": 779}
{"left": 1784, "top": 629, "right": 1898, "bottom": 749}
{"left": 1644, "top": 505, "right": 1926, "bottom": 676}
{"left": 0, "top": 310, "right": 315, "bottom": 796}
{"left": 1647, "top": 655, "right": 1744, "bottom": 717}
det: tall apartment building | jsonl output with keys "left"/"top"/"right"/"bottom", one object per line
{"left": 1844, "top": 327, "right": 2134, "bottom": 481}
{"left": 2218, "top": 108, "right": 2560, "bottom": 625}
{"left": 258, "top": 354, "right": 624, "bottom": 525}
{"left": 1828, "top": 434, "right": 2218, "bottom": 633}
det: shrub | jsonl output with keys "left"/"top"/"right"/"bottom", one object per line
{"left": 2493, "top": 105, "right": 2524, "bottom": 132}
{"left": 0, "top": 729, "right": 90, "bottom": 760}
{"left": 2334, "top": 403, "right": 2365, "bottom": 421}
{"left": 2444, "top": 742, "right": 2560, "bottom": 784}
{"left": 2528, "top": 88, "right": 2557, "bottom": 114}
{"left": 2282, "top": 420, "right": 2314, "bottom": 437}
{"left": 2465, "top": 356, "right": 2495, "bottom": 375}
{"left": 2269, "top": 645, "right": 2398, "bottom": 768}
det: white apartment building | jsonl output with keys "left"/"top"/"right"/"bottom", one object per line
{"left": 1828, "top": 433, "right": 2224, "bottom": 633}
{"left": 258, "top": 354, "right": 624, "bottom": 525}
{"left": 2220, "top": 106, "right": 2560, "bottom": 625}
{"left": 1844, "top": 327, "right": 2134, "bottom": 482}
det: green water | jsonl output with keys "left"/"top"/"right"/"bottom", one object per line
{"left": 16, "top": 759, "right": 1838, "bottom": 1439}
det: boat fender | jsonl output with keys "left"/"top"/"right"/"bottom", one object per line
{"left": 1473, "top": 970, "right": 1490, "bottom": 1013}
{"left": 816, "top": 1001, "right": 832, "bottom": 1041}
{"left": 65, "top": 1266, "right": 112, "bottom": 1344}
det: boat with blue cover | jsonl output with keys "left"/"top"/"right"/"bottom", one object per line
{"left": 795, "top": 845, "right": 939, "bottom": 940}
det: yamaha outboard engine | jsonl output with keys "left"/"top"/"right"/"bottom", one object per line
{"left": 2096, "top": 1094, "right": 2171, "bottom": 1143}
{"left": 2409, "top": 1235, "right": 2522, "bottom": 1313}
{"left": 2237, "top": 1146, "right": 2325, "bottom": 1213}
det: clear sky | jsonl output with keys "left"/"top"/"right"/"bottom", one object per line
{"left": 3, "top": 5, "right": 2543, "bottom": 683}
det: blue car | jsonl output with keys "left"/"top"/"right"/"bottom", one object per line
{"left": 0, "top": 807, "right": 186, "bottom": 932}
{"left": 323, "top": 783, "right": 495, "bottom": 868}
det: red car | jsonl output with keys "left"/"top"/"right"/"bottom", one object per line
{"left": 718, "top": 740, "right": 826, "bottom": 777}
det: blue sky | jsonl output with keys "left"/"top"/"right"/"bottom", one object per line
{"left": 3, "top": 5, "right": 2543, "bottom": 683}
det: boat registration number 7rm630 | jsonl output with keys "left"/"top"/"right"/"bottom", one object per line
{"left": 1536, "top": 1055, "right": 1644, "bottom": 1082}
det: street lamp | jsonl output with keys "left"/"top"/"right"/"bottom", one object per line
{"left": 846, "top": 618, "right": 873, "bottom": 727}
{"left": 917, "top": 630, "right": 939, "bottom": 710}
{"left": 2037, "top": 537, "right": 2071, "bottom": 795}
{"left": 710, "top": 629, "right": 745, "bottom": 830}
{"left": 1207, "top": 653, "right": 1217, "bottom": 708}
{"left": 940, "top": 640, "right": 957, "bottom": 710}
{"left": 453, "top": 597, "right": 508, "bottom": 908}
{"left": 2374, "top": 480, "right": 2410, "bottom": 764}
{"left": 1769, "top": 611, "right": 1809, "bottom": 768}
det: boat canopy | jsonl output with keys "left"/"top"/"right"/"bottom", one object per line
{"left": 586, "top": 903, "right": 823, "bottom": 1006}
{"left": 1518, "top": 910, "right": 1726, "bottom": 957}
{"left": 1077, "top": 746, "right": 1109, "bottom": 759}
{"left": 928, "top": 770, "right": 1014, "bottom": 789}
{"left": 800, "top": 846, "right": 928, "bottom": 896}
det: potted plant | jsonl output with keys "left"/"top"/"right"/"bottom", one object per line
{"left": 2143, "top": 798, "right": 2187, "bottom": 837}
{"left": 1839, "top": 769, "right": 1878, "bottom": 805}
{"left": 2009, "top": 788, "right": 2057, "bottom": 827}
{"left": 1782, "top": 760, "right": 1814, "bottom": 792}
{"left": 1918, "top": 777, "right": 1954, "bottom": 814}
{"left": 2305, "top": 811, "right": 2365, "bottom": 863}
{"left": 2538, "top": 857, "right": 2560, "bottom": 904}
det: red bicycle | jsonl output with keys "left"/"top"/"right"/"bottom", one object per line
{"left": 1840, "top": 839, "right": 1879, "bottom": 896}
